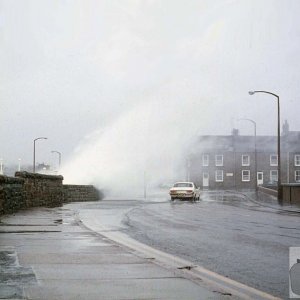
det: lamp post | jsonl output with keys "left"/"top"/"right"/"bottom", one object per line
{"left": 33, "top": 137, "right": 47, "bottom": 173}
{"left": 238, "top": 118, "right": 257, "bottom": 192}
{"left": 186, "top": 157, "right": 191, "bottom": 182}
{"left": 51, "top": 151, "right": 61, "bottom": 169}
{"left": 18, "top": 158, "right": 21, "bottom": 171}
{"left": 144, "top": 171, "right": 147, "bottom": 200}
{"left": 0, "top": 158, "right": 3, "bottom": 175}
{"left": 248, "top": 90, "right": 281, "bottom": 200}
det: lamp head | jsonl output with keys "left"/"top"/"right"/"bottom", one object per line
{"left": 248, "top": 91, "right": 255, "bottom": 95}
{"left": 34, "top": 137, "right": 48, "bottom": 142}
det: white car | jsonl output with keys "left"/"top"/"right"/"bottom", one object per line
{"left": 169, "top": 182, "right": 200, "bottom": 201}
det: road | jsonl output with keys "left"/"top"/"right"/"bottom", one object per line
{"left": 76, "top": 191, "right": 300, "bottom": 299}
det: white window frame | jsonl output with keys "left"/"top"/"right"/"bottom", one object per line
{"left": 215, "top": 170, "right": 223, "bottom": 182}
{"left": 215, "top": 155, "right": 223, "bottom": 166}
{"left": 294, "top": 155, "right": 300, "bottom": 166}
{"left": 270, "top": 155, "right": 278, "bottom": 166}
{"left": 242, "top": 155, "right": 250, "bottom": 166}
{"left": 270, "top": 170, "right": 278, "bottom": 183}
{"left": 202, "top": 154, "right": 209, "bottom": 166}
{"left": 242, "top": 170, "right": 250, "bottom": 182}
{"left": 295, "top": 170, "right": 300, "bottom": 182}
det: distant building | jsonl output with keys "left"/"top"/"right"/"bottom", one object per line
{"left": 36, "top": 163, "right": 51, "bottom": 174}
{"left": 188, "top": 121, "right": 300, "bottom": 190}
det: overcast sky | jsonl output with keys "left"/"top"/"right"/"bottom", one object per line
{"left": 1, "top": 0, "right": 300, "bottom": 186}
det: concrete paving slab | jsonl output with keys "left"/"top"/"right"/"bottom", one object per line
{"left": 0, "top": 247, "right": 36, "bottom": 299}
{"left": 18, "top": 252, "right": 146, "bottom": 265}
{"left": 0, "top": 236, "right": 110, "bottom": 248}
{"left": 0, "top": 231, "right": 105, "bottom": 241}
{"left": 0, "top": 266, "right": 36, "bottom": 284}
{"left": 31, "top": 263, "right": 177, "bottom": 280}
{"left": 14, "top": 244, "right": 125, "bottom": 255}
{"left": 0, "top": 284, "right": 24, "bottom": 299}
{"left": 0, "top": 210, "right": 61, "bottom": 225}
{"left": 24, "top": 278, "right": 218, "bottom": 300}
{"left": 0, "top": 225, "right": 61, "bottom": 233}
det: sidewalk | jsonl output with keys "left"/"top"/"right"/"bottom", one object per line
{"left": 245, "top": 191, "right": 300, "bottom": 214}
{"left": 0, "top": 205, "right": 233, "bottom": 300}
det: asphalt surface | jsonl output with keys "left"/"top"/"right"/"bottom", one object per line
{"left": 0, "top": 190, "right": 298, "bottom": 299}
{"left": 0, "top": 203, "right": 238, "bottom": 300}
{"left": 79, "top": 191, "right": 300, "bottom": 299}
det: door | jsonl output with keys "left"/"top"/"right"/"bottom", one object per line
{"left": 257, "top": 172, "right": 263, "bottom": 185}
{"left": 203, "top": 172, "right": 209, "bottom": 188}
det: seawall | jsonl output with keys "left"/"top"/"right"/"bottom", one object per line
{"left": 0, "top": 172, "right": 101, "bottom": 215}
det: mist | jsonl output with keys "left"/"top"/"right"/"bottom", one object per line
{"left": 2, "top": 0, "right": 300, "bottom": 196}
{"left": 61, "top": 83, "right": 211, "bottom": 196}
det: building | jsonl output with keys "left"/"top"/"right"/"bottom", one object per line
{"left": 188, "top": 121, "right": 300, "bottom": 190}
{"left": 36, "top": 163, "right": 51, "bottom": 174}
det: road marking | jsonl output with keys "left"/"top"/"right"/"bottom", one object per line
{"left": 77, "top": 211, "right": 281, "bottom": 300}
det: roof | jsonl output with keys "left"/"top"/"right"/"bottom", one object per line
{"left": 190, "top": 133, "right": 300, "bottom": 153}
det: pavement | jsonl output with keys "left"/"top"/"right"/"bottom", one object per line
{"left": 0, "top": 204, "right": 237, "bottom": 300}
{"left": 242, "top": 191, "right": 300, "bottom": 214}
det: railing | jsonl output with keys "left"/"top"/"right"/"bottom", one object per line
{"left": 258, "top": 185, "right": 278, "bottom": 197}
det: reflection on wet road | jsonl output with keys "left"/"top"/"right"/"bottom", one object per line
{"left": 77, "top": 191, "right": 300, "bottom": 299}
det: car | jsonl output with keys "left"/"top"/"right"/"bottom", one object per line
{"left": 169, "top": 182, "right": 200, "bottom": 201}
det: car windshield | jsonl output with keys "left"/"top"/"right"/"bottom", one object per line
{"left": 174, "top": 183, "right": 193, "bottom": 187}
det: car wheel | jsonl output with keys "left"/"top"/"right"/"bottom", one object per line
{"left": 171, "top": 197, "right": 175, "bottom": 201}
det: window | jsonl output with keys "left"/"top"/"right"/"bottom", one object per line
{"left": 202, "top": 154, "right": 209, "bottom": 166}
{"left": 270, "top": 155, "right": 278, "bottom": 166}
{"left": 270, "top": 170, "right": 278, "bottom": 183}
{"left": 215, "top": 155, "right": 223, "bottom": 166}
{"left": 174, "top": 183, "right": 193, "bottom": 187}
{"left": 295, "top": 170, "right": 300, "bottom": 182}
{"left": 295, "top": 155, "right": 300, "bottom": 166}
{"left": 242, "top": 155, "right": 250, "bottom": 166}
{"left": 242, "top": 170, "right": 250, "bottom": 181}
{"left": 215, "top": 170, "right": 223, "bottom": 182}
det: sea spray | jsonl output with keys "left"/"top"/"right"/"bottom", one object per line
{"left": 61, "top": 94, "right": 208, "bottom": 198}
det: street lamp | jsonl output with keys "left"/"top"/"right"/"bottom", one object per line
{"left": 186, "top": 157, "right": 191, "bottom": 182}
{"left": 238, "top": 118, "right": 257, "bottom": 192}
{"left": 18, "top": 158, "right": 21, "bottom": 172}
{"left": 51, "top": 151, "right": 62, "bottom": 169}
{"left": 33, "top": 137, "right": 48, "bottom": 173}
{"left": 144, "top": 171, "right": 147, "bottom": 200}
{"left": 0, "top": 158, "right": 3, "bottom": 175}
{"left": 248, "top": 90, "right": 281, "bottom": 200}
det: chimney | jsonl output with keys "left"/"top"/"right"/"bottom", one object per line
{"left": 231, "top": 128, "right": 239, "bottom": 136}
{"left": 282, "top": 120, "right": 289, "bottom": 136}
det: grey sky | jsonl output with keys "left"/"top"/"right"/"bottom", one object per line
{"left": 1, "top": 0, "right": 300, "bottom": 187}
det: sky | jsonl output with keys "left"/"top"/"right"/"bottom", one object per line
{"left": 1, "top": 0, "right": 300, "bottom": 192}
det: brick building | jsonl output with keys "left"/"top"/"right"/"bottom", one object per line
{"left": 188, "top": 121, "right": 300, "bottom": 190}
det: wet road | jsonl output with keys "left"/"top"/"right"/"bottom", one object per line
{"left": 79, "top": 191, "right": 300, "bottom": 299}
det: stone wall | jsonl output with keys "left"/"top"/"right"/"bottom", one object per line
{"left": 0, "top": 172, "right": 101, "bottom": 216}
{"left": 63, "top": 185, "right": 100, "bottom": 202}
{"left": 15, "top": 172, "right": 64, "bottom": 208}
{"left": 0, "top": 176, "right": 25, "bottom": 215}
